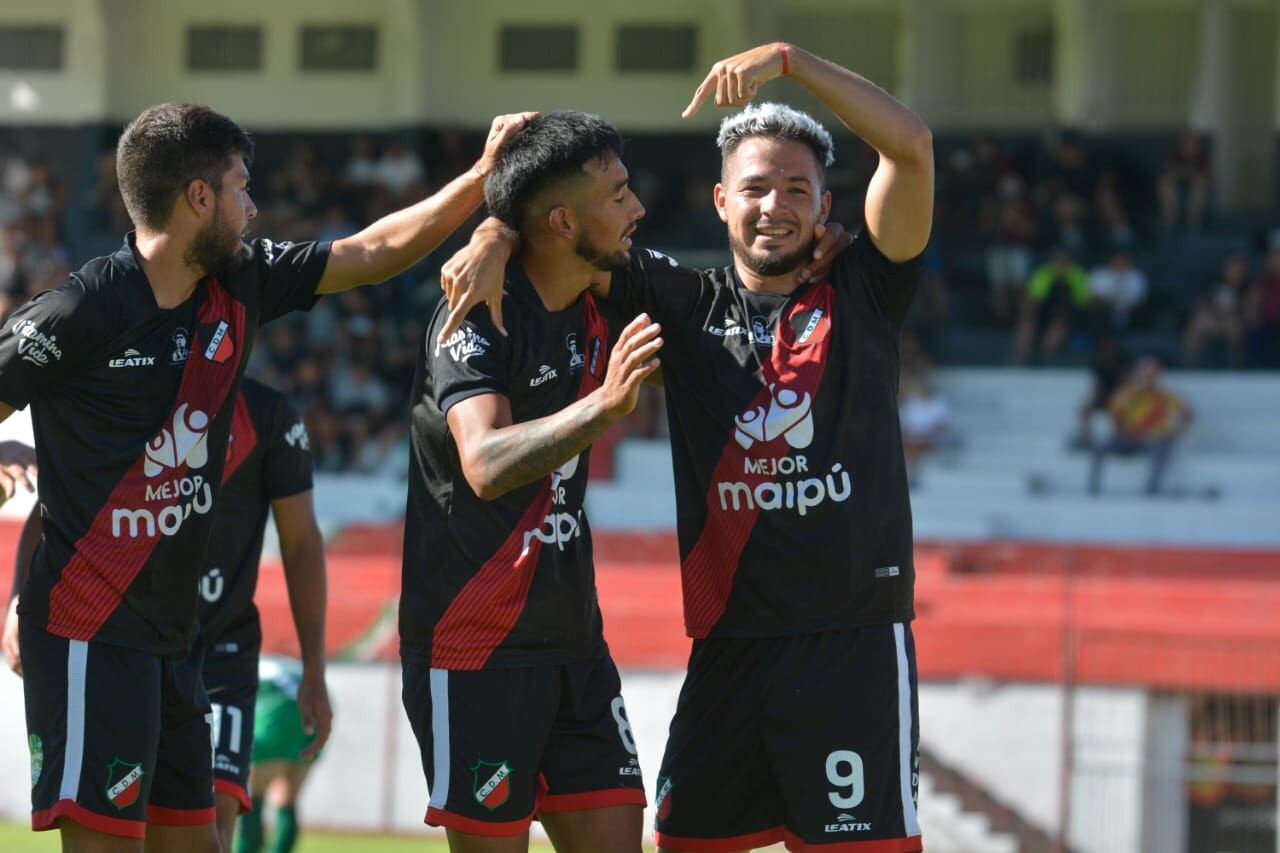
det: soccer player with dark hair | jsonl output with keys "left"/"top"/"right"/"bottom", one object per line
{"left": 0, "top": 102, "right": 531, "bottom": 852}
{"left": 6, "top": 377, "right": 326, "bottom": 853}
{"left": 400, "top": 111, "right": 659, "bottom": 853}
{"left": 443, "top": 42, "right": 934, "bottom": 852}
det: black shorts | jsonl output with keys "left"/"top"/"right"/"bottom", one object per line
{"left": 21, "top": 621, "right": 216, "bottom": 838}
{"left": 204, "top": 653, "right": 259, "bottom": 814}
{"left": 655, "top": 623, "right": 922, "bottom": 852}
{"left": 402, "top": 649, "right": 647, "bottom": 837}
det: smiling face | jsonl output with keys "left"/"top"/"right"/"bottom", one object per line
{"left": 715, "top": 136, "right": 831, "bottom": 278}
{"left": 566, "top": 152, "right": 646, "bottom": 271}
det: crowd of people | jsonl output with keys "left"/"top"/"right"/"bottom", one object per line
{"left": 0, "top": 127, "right": 1276, "bottom": 472}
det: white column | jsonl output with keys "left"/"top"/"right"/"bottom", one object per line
{"left": 898, "top": 0, "right": 960, "bottom": 127}
{"left": 1051, "top": 0, "right": 1114, "bottom": 130}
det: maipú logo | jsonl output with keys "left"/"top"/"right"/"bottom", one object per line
{"left": 144, "top": 404, "right": 209, "bottom": 476}
{"left": 733, "top": 382, "right": 813, "bottom": 450}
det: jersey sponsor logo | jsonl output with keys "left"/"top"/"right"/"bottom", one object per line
{"left": 565, "top": 333, "right": 585, "bottom": 372}
{"left": 112, "top": 404, "right": 215, "bottom": 539}
{"left": 144, "top": 404, "right": 209, "bottom": 476}
{"left": 171, "top": 328, "right": 191, "bottom": 364}
{"left": 200, "top": 567, "right": 225, "bottom": 602}
{"left": 825, "top": 813, "right": 872, "bottom": 833}
{"left": 619, "top": 757, "right": 641, "bottom": 777}
{"left": 520, "top": 454, "right": 584, "bottom": 553}
{"left": 717, "top": 462, "right": 850, "bottom": 517}
{"left": 108, "top": 348, "right": 155, "bottom": 368}
{"left": 655, "top": 776, "right": 673, "bottom": 822}
{"left": 707, "top": 313, "right": 774, "bottom": 347}
{"left": 28, "top": 734, "right": 42, "bottom": 787}
{"left": 733, "top": 382, "right": 813, "bottom": 450}
{"left": 529, "top": 364, "right": 558, "bottom": 387}
{"left": 203, "top": 320, "right": 234, "bottom": 363}
{"left": 104, "top": 759, "right": 144, "bottom": 810}
{"left": 437, "top": 325, "right": 491, "bottom": 364}
{"left": 11, "top": 318, "right": 63, "bottom": 366}
{"left": 284, "top": 420, "right": 309, "bottom": 450}
{"left": 472, "top": 760, "right": 511, "bottom": 811}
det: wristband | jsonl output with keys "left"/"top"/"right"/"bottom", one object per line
{"left": 778, "top": 43, "right": 790, "bottom": 76}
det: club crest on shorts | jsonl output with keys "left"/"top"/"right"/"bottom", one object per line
{"left": 105, "top": 758, "right": 145, "bottom": 809}
{"left": 28, "top": 734, "right": 42, "bottom": 787}
{"left": 471, "top": 760, "right": 511, "bottom": 811}
{"left": 655, "top": 775, "right": 673, "bottom": 822}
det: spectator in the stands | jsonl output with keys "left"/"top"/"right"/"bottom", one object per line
{"left": 1089, "top": 357, "right": 1193, "bottom": 496}
{"left": 1184, "top": 252, "right": 1248, "bottom": 367}
{"left": 1157, "top": 129, "right": 1211, "bottom": 232}
{"left": 983, "top": 172, "right": 1037, "bottom": 322}
{"left": 899, "top": 373, "right": 956, "bottom": 482}
{"left": 373, "top": 140, "right": 426, "bottom": 200}
{"left": 343, "top": 134, "right": 379, "bottom": 188}
{"left": 1072, "top": 335, "right": 1128, "bottom": 449}
{"left": 1035, "top": 136, "right": 1093, "bottom": 252}
{"left": 1013, "top": 249, "right": 1091, "bottom": 363}
{"left": 1094, "top": 169, "right": 1136, "bottom": 250}
{"left": 1243, "top": 245, "right": 1280, "bottom": 368}
{"left": 1089, "top": 250, "right": 1148, "bottom": 331}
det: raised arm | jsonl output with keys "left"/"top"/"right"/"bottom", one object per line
{"left": 448, "top": 314, "right": 661, "bottom": 500}
{"left": 271, "top": 489, "right": 332, "bottom": 759}
{"left": 684, "top": 43, "right": 933, "bottom": 261}
{"left": 316, "top": 113, "right": 536, "bottom": 295}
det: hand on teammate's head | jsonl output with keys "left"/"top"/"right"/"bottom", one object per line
{"left": 477, "top": 112, "right": 539, "bottom": 177}
{"left": 798, "top": 222, "right": 855, "bottom": 283}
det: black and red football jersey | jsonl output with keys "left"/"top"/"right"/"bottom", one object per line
{"left": 198, "top": 378, "right": 314, "bottom": 662}
{"left": 0, "top": 235, "right": 328, "bottom": 655}
{"left": 603, "top": 233, "right": 921, "bottom": 638}
{"left": 400, "top": 263, "right": 612, "bottom": 670}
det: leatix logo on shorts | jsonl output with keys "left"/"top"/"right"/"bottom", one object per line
{"left": 471, "top": 760, "right": 511, "bottom": 811}
{"left": 28, "top": 734, "right": 42, "bottom": 787}
{"left": 105, "top": 759, "right": 145, "bottom": 809}
{"left": 655, "top": 776, "right": 673, "bottom": 822}
{"left": 825, "top": 813, "right": 872, "bottom": 834}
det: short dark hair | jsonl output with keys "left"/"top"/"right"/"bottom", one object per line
{"left": 116, "top": 103, "right": 254, "bottom": 231}
{"left": 484, "top": 111, "right": 624, "bottom": 230}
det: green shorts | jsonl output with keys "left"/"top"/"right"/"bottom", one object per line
{"left": 252, "top": 681, "right": 317, "bottom": 764}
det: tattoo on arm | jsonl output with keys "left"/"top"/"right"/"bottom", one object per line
{"left": 469, "top": 395, "right": 610, "bottom": 499}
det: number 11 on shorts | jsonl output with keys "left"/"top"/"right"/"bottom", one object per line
{"left": 825, "top": 750, "right": 865, "bottom": 808}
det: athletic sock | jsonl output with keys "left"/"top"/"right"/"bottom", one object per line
{"left": 236, "top": 796, "right": 265, "bottom": 853}
{"left": 271, "top": 805, "right": 299, "bottom": 853}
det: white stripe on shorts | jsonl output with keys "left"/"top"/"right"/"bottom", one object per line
{"left": 59, "top": 640, "right": 88, "bottom": 802}
{"left": 893, "top": 623, "right": 921, "bottom": 837}
{"left": 428, "top": 668, "right": 450, "bottom": 810}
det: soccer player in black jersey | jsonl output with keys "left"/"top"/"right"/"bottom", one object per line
{"left": 400, "top": 113, "right": 666, "bottom": 853}
{"left": 442, "top": 43, "right": 934, "bottom": 853}
{"left": 0, "top": 103, "right": 531, "bottom": 852}
{"left": 5, "top": 377, "right": 324, "bottom": 853}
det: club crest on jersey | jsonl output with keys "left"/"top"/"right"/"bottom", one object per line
{"left": 565, "top": 333, "right": 585, "bottom": 372}
{"left": 655, "top": 776, "right": 673, "bottom": 822}
{"left": 104, "top": 759, "right": 144, "bottom": 809}
{"left": 170, "top": 328, "right": 190, "bottom": 364}
{"left": 471, "top": 760, "right": 511, "bottom": 811}
{"left": 734, "top": 382, "right": 814, "bottom": 450}
{"left": 792, "top": 307, "right": 828, "bottom": 346}
{"left": 203, "top": 320, "right": 234, "bottom": 363}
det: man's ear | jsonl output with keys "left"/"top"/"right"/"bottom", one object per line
{"left": 713, "top": 183, "right": 729, "bottom": 224}
{"left": 818, "top": 189, "right": 832, "bottom": 225}
{"left": 185, "top": 178, "right": 213, "bottom": 218}
{"left": 547, "top": 205, "right": 575, "bottom": 240}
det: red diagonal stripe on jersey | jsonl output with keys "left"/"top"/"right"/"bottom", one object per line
{"left": 681, "top": 282, "right": 835, "bottom": 638}
{"left": 46, "top": 280, "right": 246, "bottom": 641}
{"left": 430, "top": 295, "right": 609, "bottom": 670}
{"left": 221, "top": 392, "right": 257, "bottom": 484}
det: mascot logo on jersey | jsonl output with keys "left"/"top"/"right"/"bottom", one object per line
{"left": 144, "top": 404, "right": 210, "bottom": 476}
